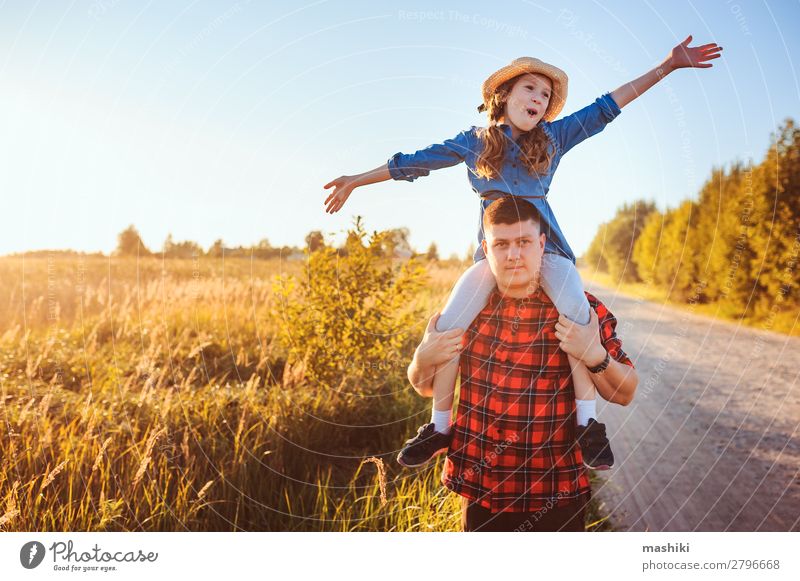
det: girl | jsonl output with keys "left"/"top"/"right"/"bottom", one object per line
{"left": 323, "top": 35, "right": 722, "bottom": 470}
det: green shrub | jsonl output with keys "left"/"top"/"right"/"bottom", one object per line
{"left": 272, "top": 217, "right": 427, "bottom": 393}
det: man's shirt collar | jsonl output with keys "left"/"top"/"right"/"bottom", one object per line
{"left": 487, "top": 284, "right": 547, "bottom": 307}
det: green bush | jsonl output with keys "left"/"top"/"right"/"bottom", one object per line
{"left": 272, "top": 217, "right": 427, "bottom": 393}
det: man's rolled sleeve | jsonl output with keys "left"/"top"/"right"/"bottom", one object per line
{"left": 545, "top": 93, "right": 622, "bottom": 156}
{"left": 387, "top": 129, "right": 473, "bottom": 182}
{"left": 587, "top": 292, "right": 633, "bottom": 368}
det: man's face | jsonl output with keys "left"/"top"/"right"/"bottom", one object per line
{"left": 482, "top": 218, "right": 546, "bottom": 296}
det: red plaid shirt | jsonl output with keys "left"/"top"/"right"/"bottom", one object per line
{"left": 442, "top": 287, "right": 633, "bottom": 513}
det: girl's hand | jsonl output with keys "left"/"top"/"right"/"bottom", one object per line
{"left": 323, "top": 176, "right": 357, "bottom": 214}
{"left": 666, "top": 35, "right": 723, "bottom": 71}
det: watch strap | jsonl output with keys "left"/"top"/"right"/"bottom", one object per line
{"left": 587, "top": 351, "right": 610, "bottom": 374}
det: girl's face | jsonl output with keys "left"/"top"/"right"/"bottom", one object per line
{"left": 502, "top": 73, "right": 552, "bottom": 135}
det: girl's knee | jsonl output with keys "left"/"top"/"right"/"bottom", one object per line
{"left": 560, "top": 300, "right": 591, "bottom": 325}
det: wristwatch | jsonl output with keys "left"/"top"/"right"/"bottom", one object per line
{"left": 587, "top": 350, "right": 610, "bottom": 374}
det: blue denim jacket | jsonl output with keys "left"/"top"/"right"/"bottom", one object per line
{"left": 387, "top": 93, "right": 622, "bottom": 262}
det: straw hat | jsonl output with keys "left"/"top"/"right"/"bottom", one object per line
{"left": 477, "top": 57, "right": 568, "bottom": 121}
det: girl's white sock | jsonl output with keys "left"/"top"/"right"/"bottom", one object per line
{"left": 575, "top": 399, "right": 597, "bottom": 426}
{"left": 431, "top": 407, "right": 452, "bottom": 434}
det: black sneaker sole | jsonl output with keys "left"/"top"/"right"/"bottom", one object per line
{"left": 396, "top": 446, "right": 448, "bottom": 468}
{"left": 583, "top": 461, "right": 612, "bottom": 470}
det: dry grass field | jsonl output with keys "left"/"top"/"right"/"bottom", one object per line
{"left": 0, "top": 244, "right": 609, "bottom": 531}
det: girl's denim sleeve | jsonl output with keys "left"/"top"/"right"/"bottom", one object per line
{"left": 387, "top": 129, "right": 473, "bottom": 181}
{"left": 545, "top": 93, "right": 621, "bottom": 156}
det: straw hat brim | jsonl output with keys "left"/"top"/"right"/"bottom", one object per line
{"left": 478, "top": 57, "right": 568, "bottom": 122}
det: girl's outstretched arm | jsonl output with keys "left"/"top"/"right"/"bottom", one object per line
{"left": 324, "top": 128, "right": 472, "bottom": 213}
{"left": 324, "top": 163, "right": 391, "bottom": 214}
{"left": 610, "top": 35, "right": 723, "bottom": 109}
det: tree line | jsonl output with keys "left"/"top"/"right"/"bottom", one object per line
{"left": 115, "top": 221, "right": 454, "bottom": 262}
{"left": 583, "top": 118, "right": 799, "bottom": 322}
{"left": 115, "top": 225, "right": 302, "bottom": 259}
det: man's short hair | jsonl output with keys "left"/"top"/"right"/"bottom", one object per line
{"left": 482, "top": 196, "right": 542, "bottom": 231}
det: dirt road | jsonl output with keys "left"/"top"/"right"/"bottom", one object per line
{"left": 587, "top": 281, "right": 800, "bottom": 531}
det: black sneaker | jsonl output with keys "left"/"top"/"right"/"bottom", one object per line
{"left": 396, "top": 422, "right": 452, "bottom": 468}
{"left": 577, "top": 418, "right": 614, "bottom": 470}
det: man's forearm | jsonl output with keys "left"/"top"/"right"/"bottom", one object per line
{"left": 407, "top": 348, "right": 435, "bottom": 398}
{"left": 610, "top": 59, "right": 674, "bottom": 109}
{"left": 591, "top": 357, "right": 638, "bottom": 405}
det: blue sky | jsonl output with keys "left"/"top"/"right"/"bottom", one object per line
{"left": 1, "top": 0, "right": 798, "bottom": 258}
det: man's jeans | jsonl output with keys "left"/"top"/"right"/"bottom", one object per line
{"left": 461, "top": 493, "right": 589, "bottom": 532}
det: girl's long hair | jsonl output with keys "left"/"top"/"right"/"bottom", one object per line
{"left": 475, "top": 75, "right": 555, "bottom": 180}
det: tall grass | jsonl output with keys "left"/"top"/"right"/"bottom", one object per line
{"left": 0, "top": 250, "right": 610, "bottom": 531}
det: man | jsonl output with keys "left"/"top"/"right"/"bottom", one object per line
{"left": 406, "top": 196, "right": 638, "bottom": 531}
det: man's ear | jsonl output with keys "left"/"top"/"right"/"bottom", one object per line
{"left": 481, "top": 238, "right": 487, "bottom": 255}
{"left": 539, "top": 232, "right": 546, "bottom": 250}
